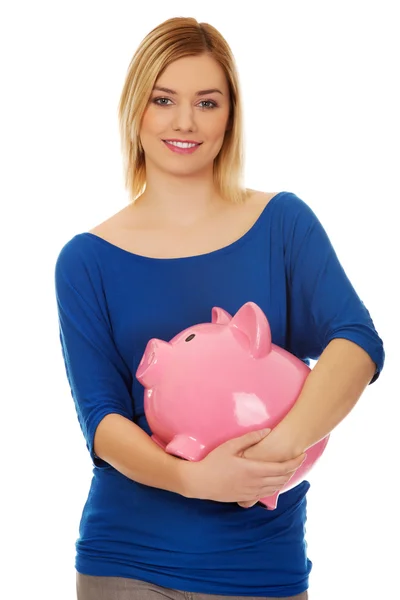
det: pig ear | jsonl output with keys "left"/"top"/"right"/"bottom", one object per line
{"left": 229, "top": 302, "right": 271, "bottom": 358}
{"left": 211, "top": 306, "right": 232, "bottom": 325}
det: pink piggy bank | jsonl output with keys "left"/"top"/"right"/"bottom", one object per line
{"left": 136, "top": 301, "right": 329, "bottom": 509}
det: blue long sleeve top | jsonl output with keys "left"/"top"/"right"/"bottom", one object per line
{"left": 54, "top": 191, "right": 385, "bottom": 597}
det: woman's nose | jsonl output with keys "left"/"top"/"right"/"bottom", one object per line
{"left": 172, "top": 105, "right": 197, "bottom": 131}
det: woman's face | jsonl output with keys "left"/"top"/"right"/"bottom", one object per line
{"left": 140, "top": 54, "right": 231, "bottom": 177}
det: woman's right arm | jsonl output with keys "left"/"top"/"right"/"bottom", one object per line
{"left": 94, "top": 413, "right": 188, "bottom": 494}
{"left": 94, "top": 413, "right": 305, "bottom": 503}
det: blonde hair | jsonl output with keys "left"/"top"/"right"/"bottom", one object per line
{"left": 117, "top": 17, "right": 250, "bottom": 204}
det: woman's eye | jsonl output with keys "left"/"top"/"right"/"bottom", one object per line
{"left": 152, "top": 98, "right": 217, "bottom": 109}
{"left": 199, "top": 100, "right": 217, "bottom": 109}
{"left": 153, "top": 97, "right": 172, "bottom": 106}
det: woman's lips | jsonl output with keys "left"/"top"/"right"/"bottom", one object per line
{"left": 162, "top": 140, "right": 202, "bottom": 154}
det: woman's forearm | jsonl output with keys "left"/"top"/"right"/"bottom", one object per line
{"left": 94, "top": 413, "right": 191, "bottom": 495}
{"left": 94, "top": 339, "right": 376, "bottom": 493}
{"left": 245, "top": 338, "right": 377, "bottom": 461}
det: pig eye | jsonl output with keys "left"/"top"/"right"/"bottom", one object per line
{"left": 185, "top": 334, "right": 196, "bottom": 342}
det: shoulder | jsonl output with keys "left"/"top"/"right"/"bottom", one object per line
{"left": 245, "top": 189, "right": 313, "bottom": 219}
{"left": 245, "top": 189, "right": 280, "bottom": 208}
{"left": 55, "top": 231, "right": 104, "bottom": 288}
{"left": 241, "top": 189, "right": 284, "bottom": 224}
{"left": 245, "top": 188, "right": 305, "bottom": 208}
{"left": 56, "top": 233, "right": 91, "bottom": 267}
{"left": 247, "top": 190, "right": 325, "bottom": 250}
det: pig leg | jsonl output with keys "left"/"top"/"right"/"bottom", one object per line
{"left": 259, "top": 491, "right": 279, "bottom": 510}
{"left": 165, "top": 434, "right": 207, "bottom": 462}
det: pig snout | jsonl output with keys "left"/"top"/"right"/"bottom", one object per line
{"left": 136, "top": 339, "right": 172, "bottom": 387}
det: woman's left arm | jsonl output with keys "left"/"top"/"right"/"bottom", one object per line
{"left": 244, "top": 337, "right": 376, "bottom": 462}
{"left": 245, "top": 194, "right": 384, "bottom": 463}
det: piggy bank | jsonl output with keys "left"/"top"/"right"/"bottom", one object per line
{"left": 136, "top": 301, "right": 329, "bottom": 509}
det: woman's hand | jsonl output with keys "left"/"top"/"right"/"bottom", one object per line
{"left": 237, "top": 429, "right": 306, "bottom": 508}
{"left": 180, "top": 429, "right": 305, "bottom": 504}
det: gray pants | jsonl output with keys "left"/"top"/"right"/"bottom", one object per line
{"left": 76, "top": 572, "right": 308, "bottom": 600}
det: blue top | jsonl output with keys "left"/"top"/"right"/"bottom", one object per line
{"left": 54, "top": 191, "right": 384, "bottom": 597}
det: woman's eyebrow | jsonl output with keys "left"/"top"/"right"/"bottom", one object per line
{"left": 153, "top": 86, "right": 224, "bottom": 96}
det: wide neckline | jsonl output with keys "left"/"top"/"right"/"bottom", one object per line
{"left": 81, "top": 191, "right": 286, "bottom": 263}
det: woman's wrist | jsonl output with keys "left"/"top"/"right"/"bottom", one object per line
{"left": 176, "top": 459, "right": 202, "bottom": 499}
{"left": 244, "top": 427, "right": 302, "bottom": 462}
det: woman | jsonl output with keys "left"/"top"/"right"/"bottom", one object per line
{"left": 55, "top": 17, "right": 385, "bottom": 600}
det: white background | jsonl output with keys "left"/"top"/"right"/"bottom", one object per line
{"left": 1, "top": 1, "right": 398, "bottom": 599}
